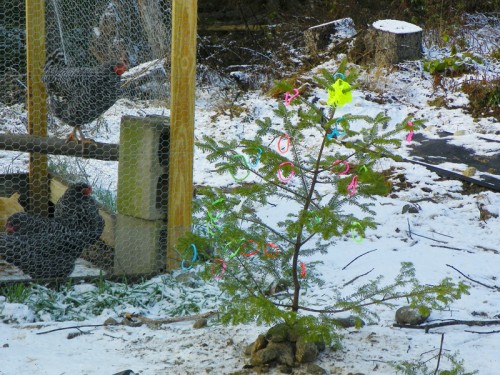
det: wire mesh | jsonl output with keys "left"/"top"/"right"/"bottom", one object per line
{"left": 0, "top": 0, "right": 173, "bottom": 281}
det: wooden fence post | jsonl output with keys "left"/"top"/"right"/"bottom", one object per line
{"left": 25, "top": 0, "right": 49, "bottom": 215}
{"left": 167, "top": 0, "right": 197, "bottom": 270}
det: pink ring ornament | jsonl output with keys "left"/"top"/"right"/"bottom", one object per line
{"left": 330, "top": 159, "right": 350, "bottom": 175}
{"left": 212, "top": 259, "right": 227, "bottom": 279}
{"left": 284, "top": 88, "right": 300, "bottom": 106}
{"left": 406, "top": 121, "right": 414, "bottom": 142}
{"left": 277, "top": 162, "right": 295, "bottom": 182}
{"left": 347, "top": 175, "right": 358, "bottom": 196}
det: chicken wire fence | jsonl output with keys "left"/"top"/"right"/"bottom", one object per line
{"left": 0, "top": 0, "right": 177, "bottom": 282}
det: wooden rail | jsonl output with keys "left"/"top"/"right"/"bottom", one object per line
{"left": 0, "top": 134, "right": 119, "bottom": 161}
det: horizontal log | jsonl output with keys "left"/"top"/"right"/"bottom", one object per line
{"left": 199, "top": 24, "right": 267, "bottom": 31}
{"left": 0, "top": 133, "right": 119, "bottom": 161}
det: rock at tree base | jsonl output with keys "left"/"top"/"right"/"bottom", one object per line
{"left": 245, "top": 324, "right": 327, "bottom": 372}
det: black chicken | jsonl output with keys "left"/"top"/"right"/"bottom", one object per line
{"left": 0, "top": 183, "right": 105, "bottom": 279}
{"left": 43, "top": 50, "right": 127, "bottom": 143}
{"left": 54, "top": 182, "right": 105, "bottom": 247}
{"left": 0, "top": 215, "right": 87, "bottom": 279}
{"left": 5, "top": 211, "right": 65, "bottom": 234}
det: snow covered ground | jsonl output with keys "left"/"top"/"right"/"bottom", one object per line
{"left": 0, "top": 14, "right": 499, "bottom": 375}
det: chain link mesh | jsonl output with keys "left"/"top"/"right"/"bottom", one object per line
{"left": 0, "top": 0, "right": 173, "bottom": 281}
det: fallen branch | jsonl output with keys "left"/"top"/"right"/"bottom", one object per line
{"left": 126, "top": 310, "right": 219, "bottom": 326}
{"left": 394, "top": 319, "right": 500, "bottom": 332}
{"left": 465, "top": 329, "right": 500, "bottom": 334}
{"left": 400, "top": 157, "right": 500, "bottom": 192}
{"left": 343, "top": 268, "right": 374, "bottom": 287}
{"left": 342, "top": 249, "right": 377, "bottom": 270}
{"left": 37, "top": 323, "right": 116, "bottom": 335}
{"left": 36, "top": 311, "right": 218, "bottom": 335}
{"left": 446, "top": 264, "right": 500, "bottom": 291}
{"left": 431, "top": 245, "right": 473, "bottom": 253}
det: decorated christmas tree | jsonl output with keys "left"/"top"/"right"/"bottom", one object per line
{"left": 181, "top": 61, "right": 468, "bottom": 347}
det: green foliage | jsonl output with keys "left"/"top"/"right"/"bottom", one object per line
{"left": 461, "top": 79, "right": 500, "bottom": 120}
{"left": 0, "top": 275, "right": 222, "bottom": 322}
{"left": 0, "top": 283, "right": 32, "bottom": 304}
{"left": 192, "top": 63, "right": 467, "bottom": 345}
{"left": 423, "top": 53, "right": 483, "bottom": 76}
{"left": 391, "top": 351, "right": 478, "bottom": 375}
{"left": 491, "top": 48, "right": 500, "bottom": 60}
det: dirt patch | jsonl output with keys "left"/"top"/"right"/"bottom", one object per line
{"left": 408, "top": 133, "right": 500, "bottom": 190}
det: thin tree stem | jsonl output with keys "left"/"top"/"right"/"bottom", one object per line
{"left": 291, "top": 116, "right": 332, "bottom": 311}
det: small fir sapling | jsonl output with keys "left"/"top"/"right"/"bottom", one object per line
{"left": 180, "top": 62, "right": 469, "bottom": 345}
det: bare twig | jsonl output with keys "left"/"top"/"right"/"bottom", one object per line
{"left": 431, "top": 245, "right": 473, "bottom": 253}
{"left": 343, "top": 268, "right": 375, "bottom": 287}
{"left": 410, "top": 231, "right": 448, "bottom": 243}
{"left": 434, "top": 333, "right": 445, "bottom": 375}
{"left": 407, "top": 218, "right": 413, "bottom": 240}
{"left": 103, "top": 333, "right": 128, "bottom": 341}
{"left": 464, "top": 329, "right": 500, "bottom": 334}
{"left": 446, "top": 264, "right": 500, "bottom": 291}
{"left": 342, "top": 249, "right": 377, "bottom": 270}
{"left": 475, "top": 245, "right": 499, "bottom": 255}
{"left": 37, "top": 323, "right": 115, "bottom": 335}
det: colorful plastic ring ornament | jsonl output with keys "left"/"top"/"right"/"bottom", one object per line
{"left": 406, "top": 121, "right": 414, "bottom": 142}
{"left": 211, "top": 258, "right": 227, "bottom": 279}
{"left": 225, "top": 241, "right": 241, "bottom": 260}
{"left": 263, "top": 242, "right": 279, "bottom": 259}
{"left": 277, "top": 162, "right": 295, "bottom": 182}
{"left": 206, "top": 210, "right": 224, "bottom": 235}
{"left": 327, "top": 118, "right": 346, "bottom": 140}
{"left": 350, "top": 222, "right": 364, "bottom": 243}
{"left": 358, "top": 165, "right": 368, "bottom": 174}
{"left": 277, "top": 133, "right": 291, "bottom": 154}
{"left": 330, "top": 160, "right": 350, "bottom": 175}
{"left": 181, "top": 244, "right": 198, "bottom": 270}
{"left": 284, "top": 88, "right": 300, "bottom": 106}
{"left": 240, "top": 239, "right": 260, "bottom": 257}
{"left": 230, "top": 154, "right": 250, "bottom": 182}
{"left": 333, "top": 72, "right": 345, "bottom": 80}
{"left": 347, "top": 175, "right": 358, "bottom": 196}
{"left": 247, "top": 148, "right": 263, "bottom": 169}
{"left": 300, "top": 262, "right": 307, "bottom": 278}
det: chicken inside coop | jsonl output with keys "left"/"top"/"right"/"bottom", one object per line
{"left": 43, "top": 50, "right": 127, "bottom": 144}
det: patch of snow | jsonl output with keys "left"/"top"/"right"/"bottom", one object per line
{"left": 373, "top": 19, "right": 423, "bottom": 34}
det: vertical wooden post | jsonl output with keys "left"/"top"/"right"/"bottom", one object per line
{"left": 167, "top": 0, "right": 197, "bottom": 270}
{"left": 26, "top": 0, "right": 49, "bottom": 215}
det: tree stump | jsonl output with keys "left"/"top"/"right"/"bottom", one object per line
{"left": 361, "top": 19, "right": 422, "bottom": 65}
{"left": 304, "top": 17, "right": 357, "bottom": 55}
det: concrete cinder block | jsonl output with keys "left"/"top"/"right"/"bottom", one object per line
{"left": 113, "top": 213, "right": 166, "bottom": 275}
{"left": 116, "top": 115, "right": 169, "bottom": 220}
